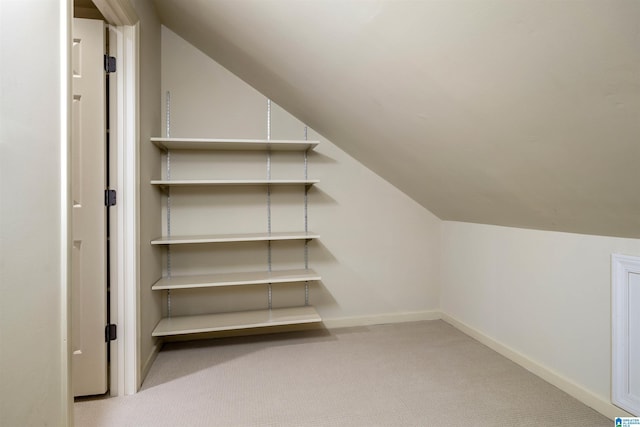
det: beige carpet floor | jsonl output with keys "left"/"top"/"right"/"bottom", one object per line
{"left": 75, "top": 320, "right": 611, "bottom": 426}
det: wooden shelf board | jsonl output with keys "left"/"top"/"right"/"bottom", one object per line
{"left": 152, "top": 306, "right": 322, "bottom": 337}
{"left": 151, "top": 179, "right": 319, "bottom": 187}
{"left": 151, "top": 137, "right": 319, "bottom": 151}
{"left": 152, "top": 268, "right": 321, "bottom": 290}
{"left": 151, "top": 231, "right": 320, "bottom": 245}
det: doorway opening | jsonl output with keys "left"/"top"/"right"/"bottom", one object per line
{"left": 72, "top": 0, "right": 139, "bottom": 399}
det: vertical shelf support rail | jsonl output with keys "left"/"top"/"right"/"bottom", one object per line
{"left": 266, "top": 98, "right": 273, "bottom": 310}
{"left": 165, "top": 91, "right": 172, "bottom": 317}
{"left": 304, "top": 125, "right": 310, "bottom": 306}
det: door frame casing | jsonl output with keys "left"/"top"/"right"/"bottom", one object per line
{"left": 86, "top": 0, "right": 138, "bottom": 397}
{"left": 108, "top": 21, "right": 139, "bottom": 397}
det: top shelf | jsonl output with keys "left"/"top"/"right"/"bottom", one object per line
{"left": 151, "top": 137, "right": 320, "bottom": 152}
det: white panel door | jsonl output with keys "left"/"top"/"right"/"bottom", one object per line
{"left": 628, "top": 273, "right": 640, "bottom": 405}
{"left": 71, "top": 18, "right": 107, "bottom": 397}
{"left": 612, "top": 254, "right": 640, "bottom": 416}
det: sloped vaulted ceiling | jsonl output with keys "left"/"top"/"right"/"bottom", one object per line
{"left": 154, "top": 0, "right": 640, "bottom": 238}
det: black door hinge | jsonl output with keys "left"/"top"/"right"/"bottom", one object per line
{"left": 105, "top": 324, "right": 117, "bottom": 342}
{"left": 105, "top": 189, "right": 116, "bottom": 206}
{"left": 104, "top": 55, "right": 116, "bottom": 73}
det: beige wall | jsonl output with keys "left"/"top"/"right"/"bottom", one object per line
{"left": 157, "top": 27, "right": 442, "bottom": 326}
{"left": 0, "top": 0, "right": 71, "bottom": 425}
{"left": 153, "top": 24, "right": 629, "bottom": 419}
{"left": 131, "top": 0, "right": 163, "bottom": 386}
{"left": 441, "top": 221, "right": 640, "bottom": 416}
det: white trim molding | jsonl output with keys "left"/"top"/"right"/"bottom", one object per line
{"left": 60, "top": 0, "right": 73, "bottom": 422}
{"left": 442, "top": 313, "right": 633, "bottom": 420}
{"left": 612, "top": 253, "right": 640, "bottom": 416}
{"left": 93, "top": 0, "right": 138, "bottom": 26}
{"left": 122, "top": 22, "right": 139, "bottom": 396}
{"left": 110, "top": 22, "right": 139, "bottom": 396}
{"left": 322, "top": 310, "right": 441, "bottom": 329}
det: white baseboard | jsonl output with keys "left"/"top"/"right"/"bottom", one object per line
{"left": 139, "top": 341, "right": 161, "bottom": 390}
{"left": 441, "top": 313, "right": 632, "bottom": 420}
{"left": 322, "top": 310, "right": 441, "bottom": 329}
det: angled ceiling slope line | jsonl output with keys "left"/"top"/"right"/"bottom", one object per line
{"left": 154, "top": 0, "right": 640, "bottom": 238}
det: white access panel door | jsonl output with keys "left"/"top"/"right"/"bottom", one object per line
{"left": 628, "top": 273, "right": 640, "bottom": 409}
{"left": 612, "top": 254, "right": 640, "bottom": 416}
{"left": 71, "top": 18, "right": 107, "bottom": 397}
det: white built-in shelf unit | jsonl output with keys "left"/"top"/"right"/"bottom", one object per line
{"left": 150, "top": 103, "right": 322, "bottom": 338}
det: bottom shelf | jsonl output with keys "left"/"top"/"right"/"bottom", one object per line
{"left": 152, "top": 306, "right": 322, "bottom": 337}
